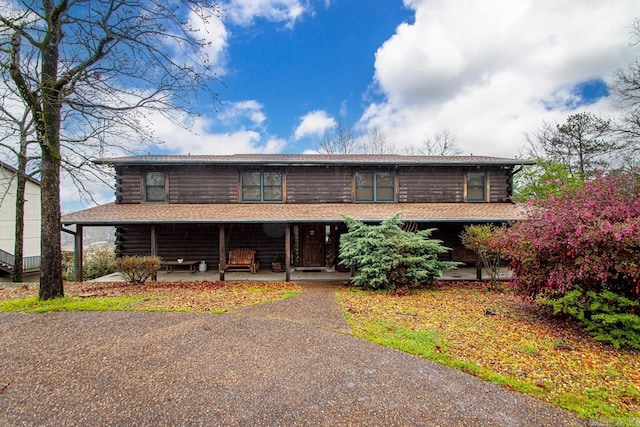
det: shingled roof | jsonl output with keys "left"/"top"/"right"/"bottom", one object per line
{"left": 94, "top": 154, "right": 534, "bottom": 167}
{"left": 61, "top": 202, "right": 526, "bottom": 225}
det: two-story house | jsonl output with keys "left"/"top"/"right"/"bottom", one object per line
{"left": 61, "top": 154, "right": 533, "bottom": 281}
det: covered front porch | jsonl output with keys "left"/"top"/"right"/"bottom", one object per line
{"left": 88, "top": 266, "right": 512, "bottom": 283}
{"left": 61, "top": 202, "right": 525, "bottom": 283}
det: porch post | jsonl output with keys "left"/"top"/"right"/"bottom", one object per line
{"left": 219, "top": 225, "right": 226, "bottom": 281}
{"left": 74, "top": 225, "right": 83, "bottom": 282}
{"left": 285, "top": 224, "right": 291, "bottom": 282}
{"left": 476, "top": 253, "right": 482, "bottom": 281}
{"left": 150, "top": 225, "right": 157, "bottom": 256}
{"left": 150, "top": 225, "right": 157, "bottom": 281}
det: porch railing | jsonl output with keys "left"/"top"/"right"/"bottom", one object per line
{"left": 0, "top": 248, "right": 41, "bottom": 273}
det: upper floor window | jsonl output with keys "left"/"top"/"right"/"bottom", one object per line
{"left": 355, "top": 172, "right": 395, "bottom": 202}
{"left": 466, "top": 172, "right": 486, "bottom": 202}
{"left": 242, "top": 171, "right": 283, "bottom": 202}
{"left": 144, "top": 171, "right": 166, "bottom": 202}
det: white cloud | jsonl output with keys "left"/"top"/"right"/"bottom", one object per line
{"left": 150, "top": 108, "right": 285, "bottom": 155}
{"left": 222, "top": 0, "right": 311, "bottom": 28}
{"left": 218, "top": 100, "right": 267, "bottom": 127}
{"left": 294, "top": 110, "right": 337, "bottom": 140}
{"left": 361, "top": 0, "right": 640, "bottom": 157}
{"left": 189, "top": 10, "right": 229, "bottom": 75}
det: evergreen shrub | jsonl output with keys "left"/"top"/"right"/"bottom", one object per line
{"left": 339, "top": 213, "right": 460, "bottom": 291}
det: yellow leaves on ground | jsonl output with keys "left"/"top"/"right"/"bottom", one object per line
{"left": 0, "top": 281, "right": 301, "bottom": 313}
{"left": 338, "top": 282, "right": 640, "bottom": 422}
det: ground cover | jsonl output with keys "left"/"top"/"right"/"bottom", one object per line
{"left": 337, "top": 281, "right": 640, "bottom": 426}
{"left": 0, "top": 281, "right": 301, "bottom": 313}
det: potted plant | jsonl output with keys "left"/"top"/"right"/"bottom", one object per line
{"left": 271, "top": 254, "right": 286, "bottom": 272}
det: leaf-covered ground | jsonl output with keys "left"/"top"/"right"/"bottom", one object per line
{"left": 2, "top": 279, "right": 638, "bottom": 423}
{"left": 0, "top": 281, "right": 301, "bottom": 313}
{"left": 337, "top": 282, "right": 640, "bottom": 424}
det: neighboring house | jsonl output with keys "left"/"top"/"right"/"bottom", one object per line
{"left": 0, "top": 161, "right": 41, "bottom": 275}
{"left": 61, "top": 154, "right": 533, "bottom": 280}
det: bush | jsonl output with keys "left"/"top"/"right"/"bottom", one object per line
{"left": 498, "top": 172, "right": 640, "bottom": 348}
{"left": 548, "top": 287, "right": 640, "bottom": 349}
{"left": 61, "top": 252, "right": 75, "bottom": 281}
{"left": 61, "top": 246, "right": 116, "bottom": 281}
{"left": 115, "top": 255, "right": 162, "bottom": 284}
{"left": 83, "top": 246, "right": 117, "bottom": 280}
{"left": 498, "top": 173, "right": 640, "bottom": 300}
{"left": 460, "top": 224, "right": 503, "bottom": 288}
{"left": 339, "top": 213, "right": 460, "bottom": 291}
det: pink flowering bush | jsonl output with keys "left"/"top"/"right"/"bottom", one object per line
{"left": 496, "top": 173, "right": 640, "bottom": 348}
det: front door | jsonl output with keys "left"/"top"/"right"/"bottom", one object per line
{"left": 300, "top": 224, "right": 325, "bottom": 267}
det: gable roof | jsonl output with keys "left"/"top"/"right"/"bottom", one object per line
{"left": 0, "top": 161, "right": 41, "bottom": 186}
{"left": 94, "top": 154, "right": 534, "bottom": 167}
{"left": 61, "top": 202, "right": 526, "bottom": 226}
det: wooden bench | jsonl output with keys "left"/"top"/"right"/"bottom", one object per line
{"left": 163, "top": 260, "right": 199, "bottom": 273}
{"left": 224, "top": 248, "right": 259, "bottom": 273}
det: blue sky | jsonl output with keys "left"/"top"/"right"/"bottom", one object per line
{"left": 53, "top": 0, "right": 640, "bottom": 209}
{"left": 144, "top": 0, "right": 640, "bottom": 161}
{"left": 223, "top": 1, "right": 412, "bottom": 149}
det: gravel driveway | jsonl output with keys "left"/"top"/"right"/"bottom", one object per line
{"left": 0, "top": 283, "right": 594, "bottom": 426}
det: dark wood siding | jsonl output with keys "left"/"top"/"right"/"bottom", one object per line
{"left": 115, "top": 166, "right": 142, "bottom": 204}
{"left": 398, "top": 167, "right": 464, "bottom": 203}
{"left": 488, "top": 168, "right": 511, "bottom": 202}
{"left": 113, "top": 163, "right": 515, "bottom": 205}
{"left": 223, "top": 223, "right": 286, "bottom": 267}
{"left": 116, "top": 223, "right": 288, "bottom": 270}
{"left": 168, "top": 166, "right": 238, "bottom": 203}
{"left": 115, "top": 225, "right": 151, "bottom": 255}
{"left": 285, "top": 166, "right": 351, "bottom": 203}
{"left": 429, "top": 223, "right": 476, "bottom": 265}
{"left": 156, "top": 224, "right": 220, "bottom": 265}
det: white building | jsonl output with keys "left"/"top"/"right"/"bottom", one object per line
{"left": 0, "top": 161, "right": 41, "bottom": 266}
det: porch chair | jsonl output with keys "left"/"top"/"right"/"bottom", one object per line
{"left": 224, "top": 248, "right": 259, "bottom": 273}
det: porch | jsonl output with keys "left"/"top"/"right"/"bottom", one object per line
{"left": 60, "top": 202, "right": 524, "bottom": 283}
{"left": 88, "top": 267, "right": 512, "bottom": 283}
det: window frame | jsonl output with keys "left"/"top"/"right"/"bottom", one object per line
{"left": 241, "top": 170, "right": 283, "bottom": 203}
{"left": 143, "top": 171, "right": 167, "bottom": 203}
{"left": 466, "top": 171, "right": 487, "bottom": 202}
{"left": 354, "top": 171, "right": 396, "bottom": 203}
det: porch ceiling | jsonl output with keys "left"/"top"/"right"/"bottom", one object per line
{"left": 61, "top": 202, "right": 527, "bottom": 225}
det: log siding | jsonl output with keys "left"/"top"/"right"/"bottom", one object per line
{"left": 114, "top": 164, "right": 514, "bottom": 204}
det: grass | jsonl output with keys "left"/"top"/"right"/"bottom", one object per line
{"left": 338, "top": 283, "right": 640, "bottom": 426}
{"left": 0, "top": 296, "right": 148, "bottom": 312}
{"left": 0, "top": 280, "right": 302, "bottom": 313}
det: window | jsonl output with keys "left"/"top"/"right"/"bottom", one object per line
{"left": 144, "top": 171, "right": 166, "bottom": 202}
{"left": 355, "top": 172, "right": 395, "bottom": 202}
{"left": 466, "top": 172, "right": 486, "bottom": 202}
{"left": 242, "top": 171, "right": 283, "bottom": 202}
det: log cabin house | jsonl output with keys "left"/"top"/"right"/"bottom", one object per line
{"left": 61, "top": 154, "right": 533, "bottom": 281}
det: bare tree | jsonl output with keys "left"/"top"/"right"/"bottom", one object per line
{"left": 0, "top": 72, "right": 40, "bottom": 282}
{"left": 318, "top": 120, "right": 360, "bottom": 154}
{"left": 612, "top": 18, "right": 640, "bottom": 164}
{"left": 406, "top": 130, "right": 462, "bottom": 156}
{"left": 1, "top": 1, "right": 221, "bottom": 299}
{"left": 360, "top": 128, "right": 396, "bottom": 154}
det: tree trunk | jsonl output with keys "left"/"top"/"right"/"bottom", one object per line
{"left": 38, "top": 144, "right": 63, "bottom": 299}
{"left": 12, "top": 152, "right": 26, "bottom": 282}
{"left": 38, "top": 2, "right": 65, "bottom": 299}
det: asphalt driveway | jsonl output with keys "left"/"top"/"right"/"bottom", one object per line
{"left": 0, "top": 283, "right": 594, "bottom": 426}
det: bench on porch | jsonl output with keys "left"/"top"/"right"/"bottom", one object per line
{"left": 224, "top": 248, "right": 259, "bottom": 274}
